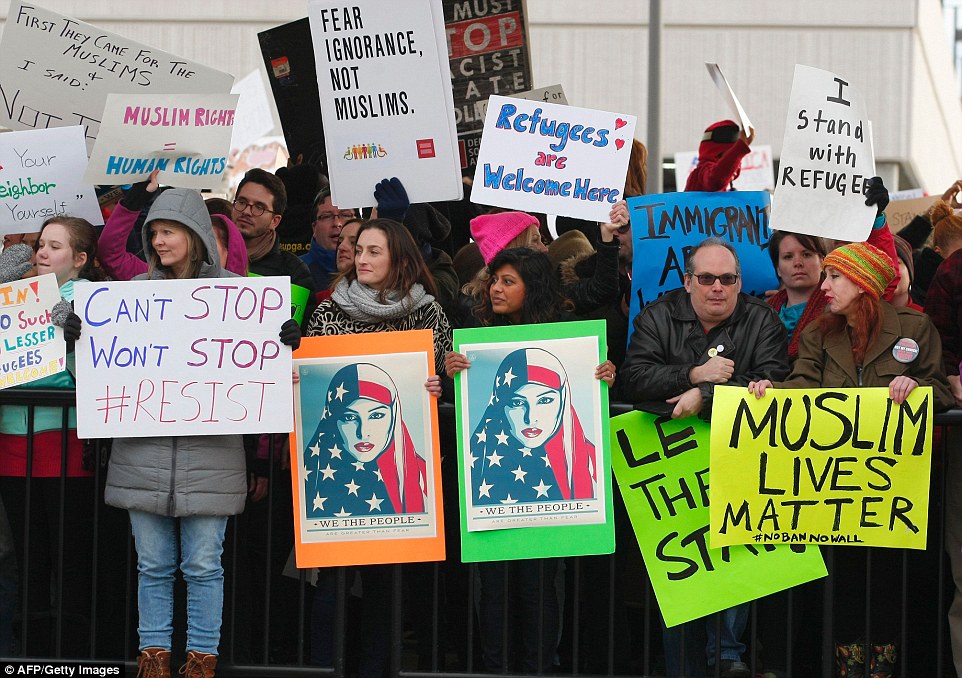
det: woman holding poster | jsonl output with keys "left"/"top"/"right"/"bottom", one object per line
{"left": 0, "top": 216, "right": 103, "bottom": 657}
{"left": 62, "top": 188, "right": 300, "bottom": 678}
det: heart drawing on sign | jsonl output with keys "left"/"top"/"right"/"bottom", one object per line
{"left": 615, "top": 118, "right": 627, "bottom": 130}
{"left": 615, "top": 139, "right": 625, "bottom": 150}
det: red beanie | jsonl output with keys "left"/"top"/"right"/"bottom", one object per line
{"left": 698, "top": 119, "right": 741, "bottom": 162}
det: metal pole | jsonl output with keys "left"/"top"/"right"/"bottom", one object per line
{"left": 646, "top": 0, "right": 663, "bottom": 194}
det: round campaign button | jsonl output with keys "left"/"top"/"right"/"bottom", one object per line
{"left": 708, "top": 348, "right": 718, "bottom": 357}
{"left": 892, "top": 337, "right": 920, "bottom": 363}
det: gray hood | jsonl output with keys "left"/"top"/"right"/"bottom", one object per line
{"left": 142, "top": 188, "right": 219, "bottom": 275}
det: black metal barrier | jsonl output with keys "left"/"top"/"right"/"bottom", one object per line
{"left": 0, "top": 389, "right": 960, "bottom": 678}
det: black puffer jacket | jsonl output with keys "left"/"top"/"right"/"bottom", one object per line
{"left": 620, "top": 288, "right": 789, "bottom": 418}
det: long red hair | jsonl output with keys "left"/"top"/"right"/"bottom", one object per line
{"left": 816, "top": 292, "right": 882, "bottom": 366}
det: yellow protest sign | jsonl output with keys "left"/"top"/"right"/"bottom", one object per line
{"left": 709, "top": 385, "right": 933, "bottom": 550}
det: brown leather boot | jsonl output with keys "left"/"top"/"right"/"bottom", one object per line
{"left": 178, "top": 650, "right": 217, "bottom": 678}
{"left": 136, "top": 648, "right": 171, "bottom": 678}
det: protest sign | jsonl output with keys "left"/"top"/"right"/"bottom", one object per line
{"left": 0, "top": 2, "right": 234, "bottom": 150}
{"left": 610, "top": 410, "right": 827, "bottom": 627}
{"left": 626, "top": 191, "right": 778, "bottom": 326}
{"left": 510, "top": 84, "right": 568, "bottom": 106}
{"left": 885, "top": 195, "right": 939, "bottom": 233}
{"left": 290, "top": 330, "right": 445, "bottom": 567}
{"left": 0, "top": 126, "right": 102, "bottom": 235}
{"left": 308, "top": 0, "right": 462, "bottom": 208}
{"left": 709, "top": 385, "right": 933, "bottom": 550}
{"left": 472, "top": 95, "right": 636, "bottom": 221}
{"left": 84, "top": 93, "right": 239, "bottom": 189}
{"left": 0, "top": 273, "right": 66, "bottom": 389}
{"left": 454, "top": 320, "right": 614, "bottom": 562}
{"left": 673, "top": 145, "right": 775, "bottom": 193}
{"left": 771, "top": 65, "right": 876, "bottom": 241}
{"left": 889, "top": 188, "right": 926, "bottom": 202}
{"left": 73, "top": 277, "right": 293, "bottom": 439}
{"left": 444, "top": 0, "right": 533, "bottom": 171}
{"left": 705, "top": 63, "right": 753, "bottom": 134}
{"left": 230, "top": 70, "right": 276, "bottom": 154}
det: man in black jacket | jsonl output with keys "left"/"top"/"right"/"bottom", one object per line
{"left": 619, "top": 237, "right": 789, "bottom": 678}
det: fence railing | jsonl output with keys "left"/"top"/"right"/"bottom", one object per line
{"left": 0, "top": 389, "right": 959, "bottom": 678}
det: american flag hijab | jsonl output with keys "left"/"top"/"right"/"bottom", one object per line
{"left": 469, "top": 348, "right": 596, "bottom": 506}
{"left": 303, "top": 363, "right": 427, "bottom": 517}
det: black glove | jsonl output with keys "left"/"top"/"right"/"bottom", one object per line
{"left": 864, "top": 176, "right": 889, "bottom": 216}
{"left": 119, "top": 179, "right": 156, "bottom": 212}
{"left": 374, "top": 177, "right": 409, "bottom": 222}
{"left": 279, "top": 318, "right": 301, "bottom": 350}
{"left": 62, "top": 311, "right": 82, "bottom": 343}
{"left": 0, "top": 243, "right": 33, "bottom": 283}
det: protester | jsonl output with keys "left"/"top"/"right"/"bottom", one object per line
{"left": 301, "top": 186, "right": 358, "bottom": 292}
{"left": 63, "top": 188, "right": 300, "bottom": 678}
{"left": 685, "top": 120, "right": 754, "bottom": 192}
{"left": 764, "top": 230, "right": 829, "bottom": 359}
{"left": 896, "top": 181, "right": 962, "bottom": 306}
{"left": 0, "top": 217, "right": 103, "bottom": 657}
{"left": 891, "top": 234, "right": 922, "bottom": 310}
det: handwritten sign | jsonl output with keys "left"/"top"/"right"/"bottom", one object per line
{"left": 771, "top": 65, "right": 876, "bottom": 241}
{"left": 0, "top": 126, "right": 102, "bottom": 235}
{"left": 73, "top": 277, "right": 293, "bottom": 439}
{"left": 84, "top": 93, "right": 238, "bottom": 189}
{"left": 626, "top": 191, "right": 779, "bottom": 326}
{"left": 308, "top": 0, "right": 462, "bottom": 207}
{"left": 0, "top": 2, "right": 234, "bottom": 149}
{"left": 885, "top": 195, "right": 939, "bottom": 233}
{"left": 0, "top": 273, "right": 65, "bottom": 389}
{"left": 610, "top": 410, "right": 827, "bottom": 627}
{"left": 290, "top": 331, "right": 445, "bottom": 567}
{"left": 709, "top": 386, "right": 933, "bottom": 550}
{"left": 453, "top": 321, "right": 614, "bottom": 562}
{"left": 444, "top": 0, "right": 532, "bottom": 171}
{"left": 510, "top": 84, "right": 568, "bottom": 106}
{"left": 472, "top": 96, "right": 637, "bottom": 221}
{"left": 674, "top": 145, "right": 775, "bottom": 193}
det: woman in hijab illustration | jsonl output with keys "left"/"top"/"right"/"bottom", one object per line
{"left": 304, "top": 362, "right": 427, "bottom": 517}
{"left": 471, "top": 347, "right": 596, "bottom": 506}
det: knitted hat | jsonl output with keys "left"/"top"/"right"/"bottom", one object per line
{"left": 822, "top": 242, "right": 895, "bottom": 299}
{"left": 548, "top": 230, "right": 594, "bottom": 270}
{"left": 892, "top": 235, "right": 915, "bottom": 284}
{"left": 470, "top": 211, "right": 539, "bottom": 264}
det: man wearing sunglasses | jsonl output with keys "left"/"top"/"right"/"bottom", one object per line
{"left": 619, "top": 238, "right": 788, "bottom": 678}
{"left": 685, "top": 119, "right": 755, "bottom": 192}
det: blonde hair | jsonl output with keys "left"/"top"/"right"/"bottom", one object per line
{"left": 146, "top": 220, "right": 206, "bottom": 279}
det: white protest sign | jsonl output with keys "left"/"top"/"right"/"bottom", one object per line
{"left": 230, "top": 70, "right": 276, "bottom": 152}
{"left": 84, "top": 93, "right": 239, "bottom": 189}
{"left": 471, "top": 95, "right": 637, "bottom": 221}
{"left": 0, "top": 126, "right": 102, "bottom": 234}
{"left": 771, "top": 65, "right": 876, "bottom": 240}
{"left": 511, "top": 84, "right": 569, "bottom": 106}
{"left": 308, "top": 0, "right": 462, "bottom": 208}
{"left": 0, "top": 273, "right": 66, "bottom": 389}
{"left": 674, "top": 145, "right": 775, "bottom": 193}
{"left": 889, "top": 187, "right": 926, "bottom": 202}
{"left": 706, "top": 63, "right": 753, "bottom": 133}
{"left": 0, "top": 2, "right": 235, "bottom": 150}
{"left": 74, "top": 277, "right": 294, "bottom": 438}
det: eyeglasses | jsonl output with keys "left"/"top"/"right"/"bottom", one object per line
{"left": 232, "top": 197, "right": 275, "bottom": 217}
{"left": 690, "top": 273, "right": 739, "bottom": 286}
{"left": 314, "top": 211, "right": 356, "bottom": 224}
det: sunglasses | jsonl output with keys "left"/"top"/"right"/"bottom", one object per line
{"left": 690, "top": 273, "right": 739, "bottom": 286}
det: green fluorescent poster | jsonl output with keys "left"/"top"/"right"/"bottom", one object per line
{"left": 454, "top": 320, "right": 614, "bottom": 562}
{"left": 610, "top": 410, "right": 827, "bottom": 627}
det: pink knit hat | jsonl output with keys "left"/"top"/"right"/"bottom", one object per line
{"left": 470, "top": 211, "right": 539, "bottom": 265}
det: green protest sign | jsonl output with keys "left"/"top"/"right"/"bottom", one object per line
{"left": 610, "top": 411, "right": 827, "bottom": 627}
{"left": 454, "top": 320, "right": 614, "bottom": 562}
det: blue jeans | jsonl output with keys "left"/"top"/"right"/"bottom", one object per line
{"left": 128, "top": 510, "right": 228, "bottom": 655}
{"left": 662, "top": 603, "right": 748, "bottom": 676}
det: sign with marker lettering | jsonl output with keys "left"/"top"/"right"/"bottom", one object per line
{"left": 0, "top": 126, "right": 102, "bottom": 234}
{"left": 771, "top": 64, "right": 876, "bottom": 241}
{"left": 709, "top": 386, "right": 933, "bottom": 549}
{"left": 0, "top": 273, "right": 66, "bottom": 389}
{"left": 510, "top": 84, "right": 568, "bottom": 106}
{"left": 626, "top": 191, "right": 778, "bottom": 328}
{"left": 73, "top": 277, "right": 293, "bottom": 438}
{"left": 308, "top": 0, "right": 462, "bottom": 207}
{"left": 453, "top": 321, "right": 614, "bottom": 562}
{"left": 0, "top": 2, "right": 234, "bottom": 150}
{"left": 610, "top": 410, "right": 827, "bottom": 627}
{"left": 290, "top": 330, "right": 445, "bottom": 567}
{"left": 84, "top": 93, "right": 239, "bottom": 189}
{"left": 472, "top": 95, "right": 637, "bottom": 221}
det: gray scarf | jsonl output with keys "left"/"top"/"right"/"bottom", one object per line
{"left": 331, "top": 279, "right": 434, "bottom": 323}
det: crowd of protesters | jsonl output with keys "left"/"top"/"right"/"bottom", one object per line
{"left": 2, "top": 118, "right": 962, "bottom": 678}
